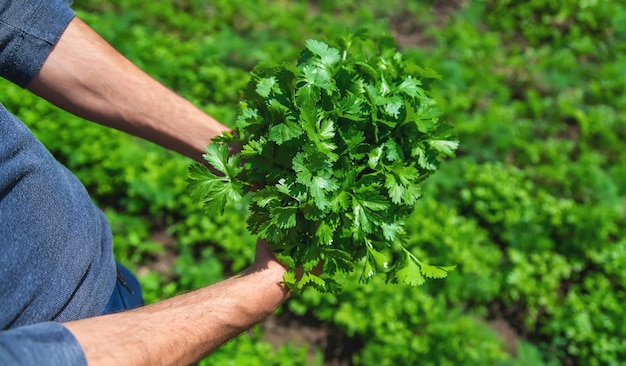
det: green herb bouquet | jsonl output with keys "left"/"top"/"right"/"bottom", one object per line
{"left": 188, "top": 30, "right": 458, "bottom": 292}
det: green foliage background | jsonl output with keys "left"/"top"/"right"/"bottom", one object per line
{"left": 2, "top": 0, "right": 624, "bottom": 364}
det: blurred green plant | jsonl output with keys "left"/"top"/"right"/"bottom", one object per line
{"left": 0, "top": 0, "right": 623, "bottom": 364}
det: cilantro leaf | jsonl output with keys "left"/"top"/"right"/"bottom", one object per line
{"left": 188, "top": 30, "right": 458, "bottom": 292}
{"left": 302, "top": 65, "right": 336, "bottom": 93}
{"left": 419, "top": 262, "right": 457, "bottom": 279}
{"left": 187, "top": 162, "right": 243, "bottom": 215}
{"left": 269, "top": 120, "right": 303, "bottom": 144}
{"left": 272, "top": 206, "right": 298, "bottom": 229}
{"left": 393, "top": 256, "right": 425, "bottom": 286}
{"left": 310, "top": 175, "right": 339, "bottom": 209}
{"left": 305, "top": 39, "right": 341, "bottom": 68}
{"left": 256, "top": 77, "right": 278, "bottom": 98}
{"left": 429, "top": 139, "right": 460, "bottom": 157}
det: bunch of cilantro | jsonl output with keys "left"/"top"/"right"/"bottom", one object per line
{"left": 188, "top": 30, "right": 458, "bottom": 292}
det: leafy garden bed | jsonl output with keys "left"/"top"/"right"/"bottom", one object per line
{"left": 3, "top": 0, "right": 624, "bottom": 364}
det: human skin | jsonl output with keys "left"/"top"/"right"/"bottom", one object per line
{"left": 28, "top": 16, "right": 291, "bottom": 365}
{"left": 63, "top": 241, "right": 289, "bottom": 365}
{"left": 28, "top": 16, "right": 224, "bottom": 162}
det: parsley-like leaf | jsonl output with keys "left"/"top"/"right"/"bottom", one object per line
{"left": 305, "top": 39, "right": 341, "bottom": 68}
{"left": 189, "top": 30, "right": 458, "bottom": 292}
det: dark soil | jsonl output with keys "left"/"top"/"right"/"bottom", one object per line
{"left": 391, "top": 0, "right": 466, "bottom": 48}
{"left": 261, "top": 309, "right": 363, "bottom": 366}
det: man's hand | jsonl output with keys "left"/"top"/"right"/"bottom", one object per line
{"left": 29, "top": 16, "right": 294, "bottom": 365}
{"left": 63, "top": 239, "right": 289, "bottom": 366}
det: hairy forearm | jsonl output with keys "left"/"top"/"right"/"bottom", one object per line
{"left": 29, "top": 17, "right": 292, "bottom": 364}
{"left": 27, "top": 16, "right": 225, "bottom": 162}
{"left": 64, "top": 257, "right": 289, "bottom": 365}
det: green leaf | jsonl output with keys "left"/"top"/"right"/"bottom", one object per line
{"left": 385, "top": 173, "right": 404, "bottom": 204}
{"left": 384, "top": 164, "right": 420, "bottom": 205}
{"left": 282, "top": 270, "right": 298, "bottom": 287}
{"left": 268, "top": 120, "right": 304, "bottom": 144}
{"left": 413, "top": 144, "right": 438, "bottom": 171}
{"left": 405, "top": 61, "right": 442, "bottom": 80}
{"left": 352, "top": 199, "right": 372, "bottom": 234}
{"left": 376, "top": 33, "right": 399, "bottom": 55}
{"left": 297, "top": 272, "right": 327, "bottom": 290}
{"left": 267, "top": 98, "right": 291, "bottom": 123}
{"left": 354, "top": 188, "right": 389, "bottom": 211}
{"left": 301, "top": 64, "right": 336, "bottom": 93}
{"left": 416, "top": 106, "right": 443, "bottom": 124}
{"left": 292, "top": 152, "right": 313, "bottom": 185}
{"left": 189, "top": 30, "right": 457, "bottom": 292}
{"left": 429, "top": 139, "right": 460, "bottom": 157}
{"left": 383, "top": 95, "right": 403, "bottom": 119}
{"left": 367, "top": 244, "right": 391, "bottom": 271}
{"left": 360, "top": 258, "right": 376, "bottom": 283}
{"left": 340, "top": 129, "right": 366, "bottom": 160}
{"left": 275, "top": 178, "right": 293, "bottom": 196}
{"left": 187, "top": 163, "right": 244, "bottom": 215}
{"left": 322, "top": 247, "right": 354, "bottom": 275}
{"left": 253, "top": 187, "right": 280, "bottom": 207}
{"left": 305, "top": 39, "right": 341, "bottom": 67}
{"left": 396, "top": 76, "right": 424, "bottom": 98}
{"left": 337, "top": 93, "right": 366, "bottom": 121}
{"left": 256, "top": 76, "right": 278, "bottom": 98}
{"left": 368, "top": 146, "right": 384, "bottom": 169}
{"left": 273, "top": 206, "right": 298, "bottom": 228}
{"left": 318, "top": 118, "right": 336, "bottom": 140}
{"left": 316, "top": 221, "right": 335, "bottom": 245}
{"left": 329, "top": 189, "right": 350, "bottom": 213}
{"left": 384, "top": 138, "right": 403, "bottom": 162}
{"left": 188, "top": 143, "right": 245, "bottom": 215}
{"left": 248, "top": 208, "right": 285, "bottom": 242}
{"left": 235, "top": 107, "right": 260, "bottom": 129}
{"left": 310, "top": 175, "right": 339, "bottom": 209}
{"left": 419, "top": 262, "right": 457, "bottom": 279}
{"left": 401, "top": 184, "right": 422, "bottom": 205}
{"left": 295, "top": 82, "right": 321, "bottom": 109}
{"left": 394, "top": 256, "right": 425, "bottom": 286}
{"left": 381, "top": 222, "right": 404, "bottom": 242}
{"left": 201, "top": 143, "right": 231, "bottom": 176}
{"left": 351, "top": 191, "right": 386, "bottom": 236}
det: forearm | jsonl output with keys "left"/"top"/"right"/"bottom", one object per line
{"left": 27, "top": 16, "right": 225, "bottom": 162}
{"left": 64, "top": 255, "right": 289, "bottom": 365}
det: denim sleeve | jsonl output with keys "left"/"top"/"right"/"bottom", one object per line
{"left": 0, "top": 0, "right": 75, "bottom": 87}
{"left": 0, "top": 323, "right": 86, "bottom": 365}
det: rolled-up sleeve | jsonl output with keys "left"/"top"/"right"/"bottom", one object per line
{"left": 0, "top": 0, "right": 75, "bottom": 87}
{"left": 0, "top": 322, "right": 86, "bottom": 365}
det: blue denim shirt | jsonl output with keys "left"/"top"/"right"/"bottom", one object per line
{"left": 1, "top": 0, "right": 117, "bottom": 364}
